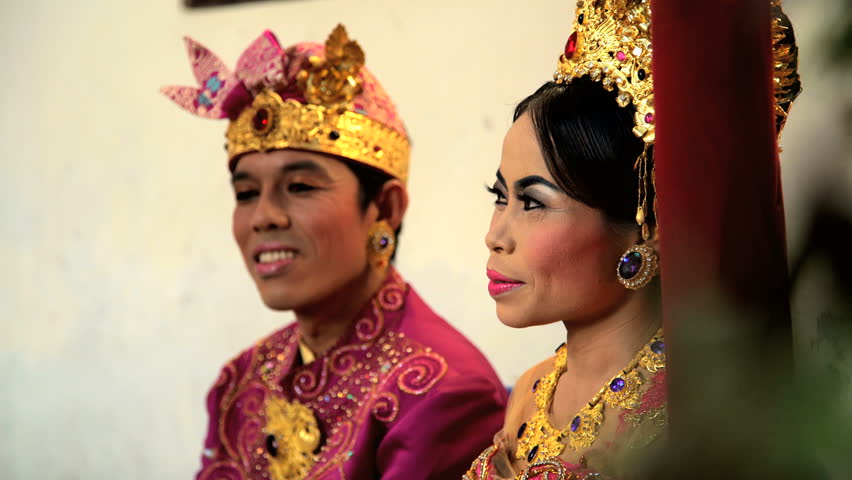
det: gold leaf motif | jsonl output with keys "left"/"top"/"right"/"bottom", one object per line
{"left": 297, "top": 24, "right": 364, "bottom": 108}
{"left": 601, "top": 369, "right": 643, "bottom": 410}
{"left": 263, "top": 396, "right": 321, "bottom": 480}
{"left": 515, "top": 329, "right": 665, "bottom": 463}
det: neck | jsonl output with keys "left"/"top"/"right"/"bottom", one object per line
{"left": 561, "top": 285, "right": 661, "bottom": 381}
{"left": 294, "top": 267, "right": 388, "bottom": 356}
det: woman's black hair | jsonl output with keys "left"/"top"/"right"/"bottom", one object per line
{"left": 343, "top": 160, "right": 402, "bottom": 260}
{"left": 514, "top": 78, "right": 654, "bottom": 228}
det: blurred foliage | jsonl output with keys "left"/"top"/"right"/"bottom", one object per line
{"left": 622, "top": 299, "right": 852, "bottom": 480}
{"left": 828, "top": 0, "right": 852, "bottom": 65}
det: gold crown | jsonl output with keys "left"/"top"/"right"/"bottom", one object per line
{"left": 554, "top": 0, "right": 656, "bottom": 144}
{"left": 225, "top": 25, "right": 410, "bottom": 183}
{"left": 554, "top": 0, "right": 801, "bottom": 145}
{"left": 771, "top": 0, "right": 802, "bottom": 136}
{"left": 552, "top": 0, "right": 801, "bottom": 242}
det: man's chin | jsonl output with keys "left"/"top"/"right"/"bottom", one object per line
{"left": 258, "top": 290, "right": 299, "bottom": 312}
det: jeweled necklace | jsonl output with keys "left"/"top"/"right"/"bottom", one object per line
{"left": 515, "top": 328, "right": 665, "bottom": 464}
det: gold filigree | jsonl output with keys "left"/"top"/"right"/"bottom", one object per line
{"left": 770, "top": 0, "right": 802, "bottom": 136}
{"left": 262, "top": 395, "right": 321, "bottom": 480}
{"left": 556, "top": 0, "right": 801, "bottom": 145}
{"left": 601, "top": 369, "right": 643, "bottom": 410}
{"left": 622, "top": 405, "right": 668, "bottom": 449}
{"left": 637, "top": 335, "right": 665, "bottom": 372}
{"left": 567, "top": 401, "right": 605, "bottom": 451}
{"left": 515, "top": 329, "right": 665, "bottom": 463}
{"left": 297, "top": 24, "right": 364, "bottom": 109}
{"left": 462, "top": 445, "right": 496, "bottom": 480}
{"left": 226, "top": 89, "right": 410, "bottom": 183}
{"left": 520, "top": 459, "right": 578, "bottom": 480}
{"left": 555, "top": 0, "right": 655, "bottom": 144}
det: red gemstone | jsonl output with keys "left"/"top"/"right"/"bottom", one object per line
{"left": 645, "top": 113, "right": 655, "bottom": 124}
{"left": 564, "top": 32, "right": 578, "bottom": 59}
{"left": 253, "top": 108, "right": 269, "bottom": 131}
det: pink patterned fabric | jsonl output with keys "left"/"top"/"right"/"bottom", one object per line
{"left": 161, "top": 30, "right": 408, "bottom": 138}
{"left": 196, "top": 269, "right": 507, "bottom": 480}
{"left": 464, "top": 447, "right": 596, "bottom": 480}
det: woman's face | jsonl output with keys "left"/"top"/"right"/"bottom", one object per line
{"left": 231, "top": 150, "right": 375, "bottom": 311}
{"left": 485, "top": 113, "right": 635, "bottom": 328}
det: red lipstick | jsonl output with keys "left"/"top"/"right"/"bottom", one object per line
{"left": 486, "top": 269, "right": 525, "bottom": 297}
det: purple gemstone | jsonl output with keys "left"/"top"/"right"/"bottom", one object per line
{"left": 379, "top": 236, "right": 389, "bottom": 248}
{"left": 610, "top": 378, "right": 626, "bottom": 392}
{"left": 618, "top": 252, "right": 643, "bottom": 279}
{"left": 252, "top": 108, "right": 269, "bottom": 131}
{"left": 532, "top": 379, "right": 540, "bottom": 392}
{"left": 645, "top": 113, "right": 655, "bottom": 124}
{"left": 651, "top": 340, "right": 664, "bottom": 354}
{"left": 265, "top": 434, "right": 279, "bottom": 457}
{"left": 527, "top": 445, "right": 539, "bottom": 463}
{"left": 570, "top": 416, "right": 581, "bottom": 432}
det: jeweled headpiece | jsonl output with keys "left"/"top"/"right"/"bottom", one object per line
{"left": 553, "top": 0, "right": 801, "bottom": 244}
{"left": 771, "top": 0, "right": 802, "bottom": 137}
{"left": 162, "top": 25, "right": 410, "bottom": 182}
{"left": 554, "top": 0, "right": 656, "bottom": 144}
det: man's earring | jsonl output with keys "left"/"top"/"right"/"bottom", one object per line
{"left": 367, "top": 220, "right": 395, "bottom": 272}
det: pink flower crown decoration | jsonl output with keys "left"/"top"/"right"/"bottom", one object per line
{"left": 161, "top": 24, "right": 410, "bottom": 182}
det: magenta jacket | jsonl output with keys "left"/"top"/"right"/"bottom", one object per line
{"left": 195, "top": 269, "right": 507, "bottom": 479}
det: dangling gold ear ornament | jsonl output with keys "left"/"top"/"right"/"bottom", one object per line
{"left": 367, "top": 220, "right": 395, "bottom": 272}
{"left": 617, "top": 144, "right": 659, "bottom": 290}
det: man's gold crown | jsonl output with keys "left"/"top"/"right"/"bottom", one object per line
{"left": 226, "top": 25, "right": 410, "bottom": 182}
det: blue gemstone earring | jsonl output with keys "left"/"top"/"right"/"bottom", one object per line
{"left": 618, "top": 145, "right": 659, "bottom": 290}
{"left": 617, "top": 243, "right": 658, "bottom": 289}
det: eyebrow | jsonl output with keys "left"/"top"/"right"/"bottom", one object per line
{"left": 230, "top": 171, "right": 252, "bottom": 184}
{"left": 495, "top": 170, "right": 507, "bottom": 188}
{"left": 281, "top": 159, "right": 330, "bottom": 179}
{"left": 231, "top": 159, "right": 331, "bottom": 185}
{"left": 515, "top": 175, "right": 560, "bottom": 192}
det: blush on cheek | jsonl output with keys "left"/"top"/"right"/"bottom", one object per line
{"left": 523, "top": 219, "right": 614, "bottom": 289}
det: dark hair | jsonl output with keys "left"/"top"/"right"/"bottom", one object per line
{"left": 343, "top": 160, "right": 403, "bottom": 260}
{"left": 514, "top": 78, "right": 653, "bottom": 228}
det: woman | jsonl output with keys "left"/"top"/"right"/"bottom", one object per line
{"left": 162, "top": 25, "right": 507, "bottom": 479}
{"left": 465, "top": 0, "right": 800, "bottom": 478}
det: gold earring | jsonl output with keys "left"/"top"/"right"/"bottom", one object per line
{"left": 617, "top": 144, "right": 659, "bottom": 290}
{"left": 367, "top": 220, "right": 395, "bottom": 272}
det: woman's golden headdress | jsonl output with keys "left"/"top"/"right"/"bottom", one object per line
{"left": 552, "top": 0, "right": 801, "bottom": 243}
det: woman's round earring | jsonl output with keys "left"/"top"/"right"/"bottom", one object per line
{"left": 367, "top": 220, "right": 396, "bottom": 272}
{"left": 617, "top": 243, "right": 659, "bottom": 290}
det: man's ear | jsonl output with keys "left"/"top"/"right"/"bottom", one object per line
{"left": 373, "top": 179, "right": 408, "bottom": 230}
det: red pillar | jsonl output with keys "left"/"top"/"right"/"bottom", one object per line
{"left": 652, "top": 0, "right": 792, "bottom": 442}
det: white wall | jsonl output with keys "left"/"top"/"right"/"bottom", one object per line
{"left": 1, "top": 0, "right": 846, "bottom": 478}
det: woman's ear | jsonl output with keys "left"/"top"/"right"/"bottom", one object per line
{"left": 373, "top": 179, "right": 408, "bottom": 230}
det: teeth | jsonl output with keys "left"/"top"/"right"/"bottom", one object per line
{"left": 258, "top": 250, "right": 295, "bottom": 263}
